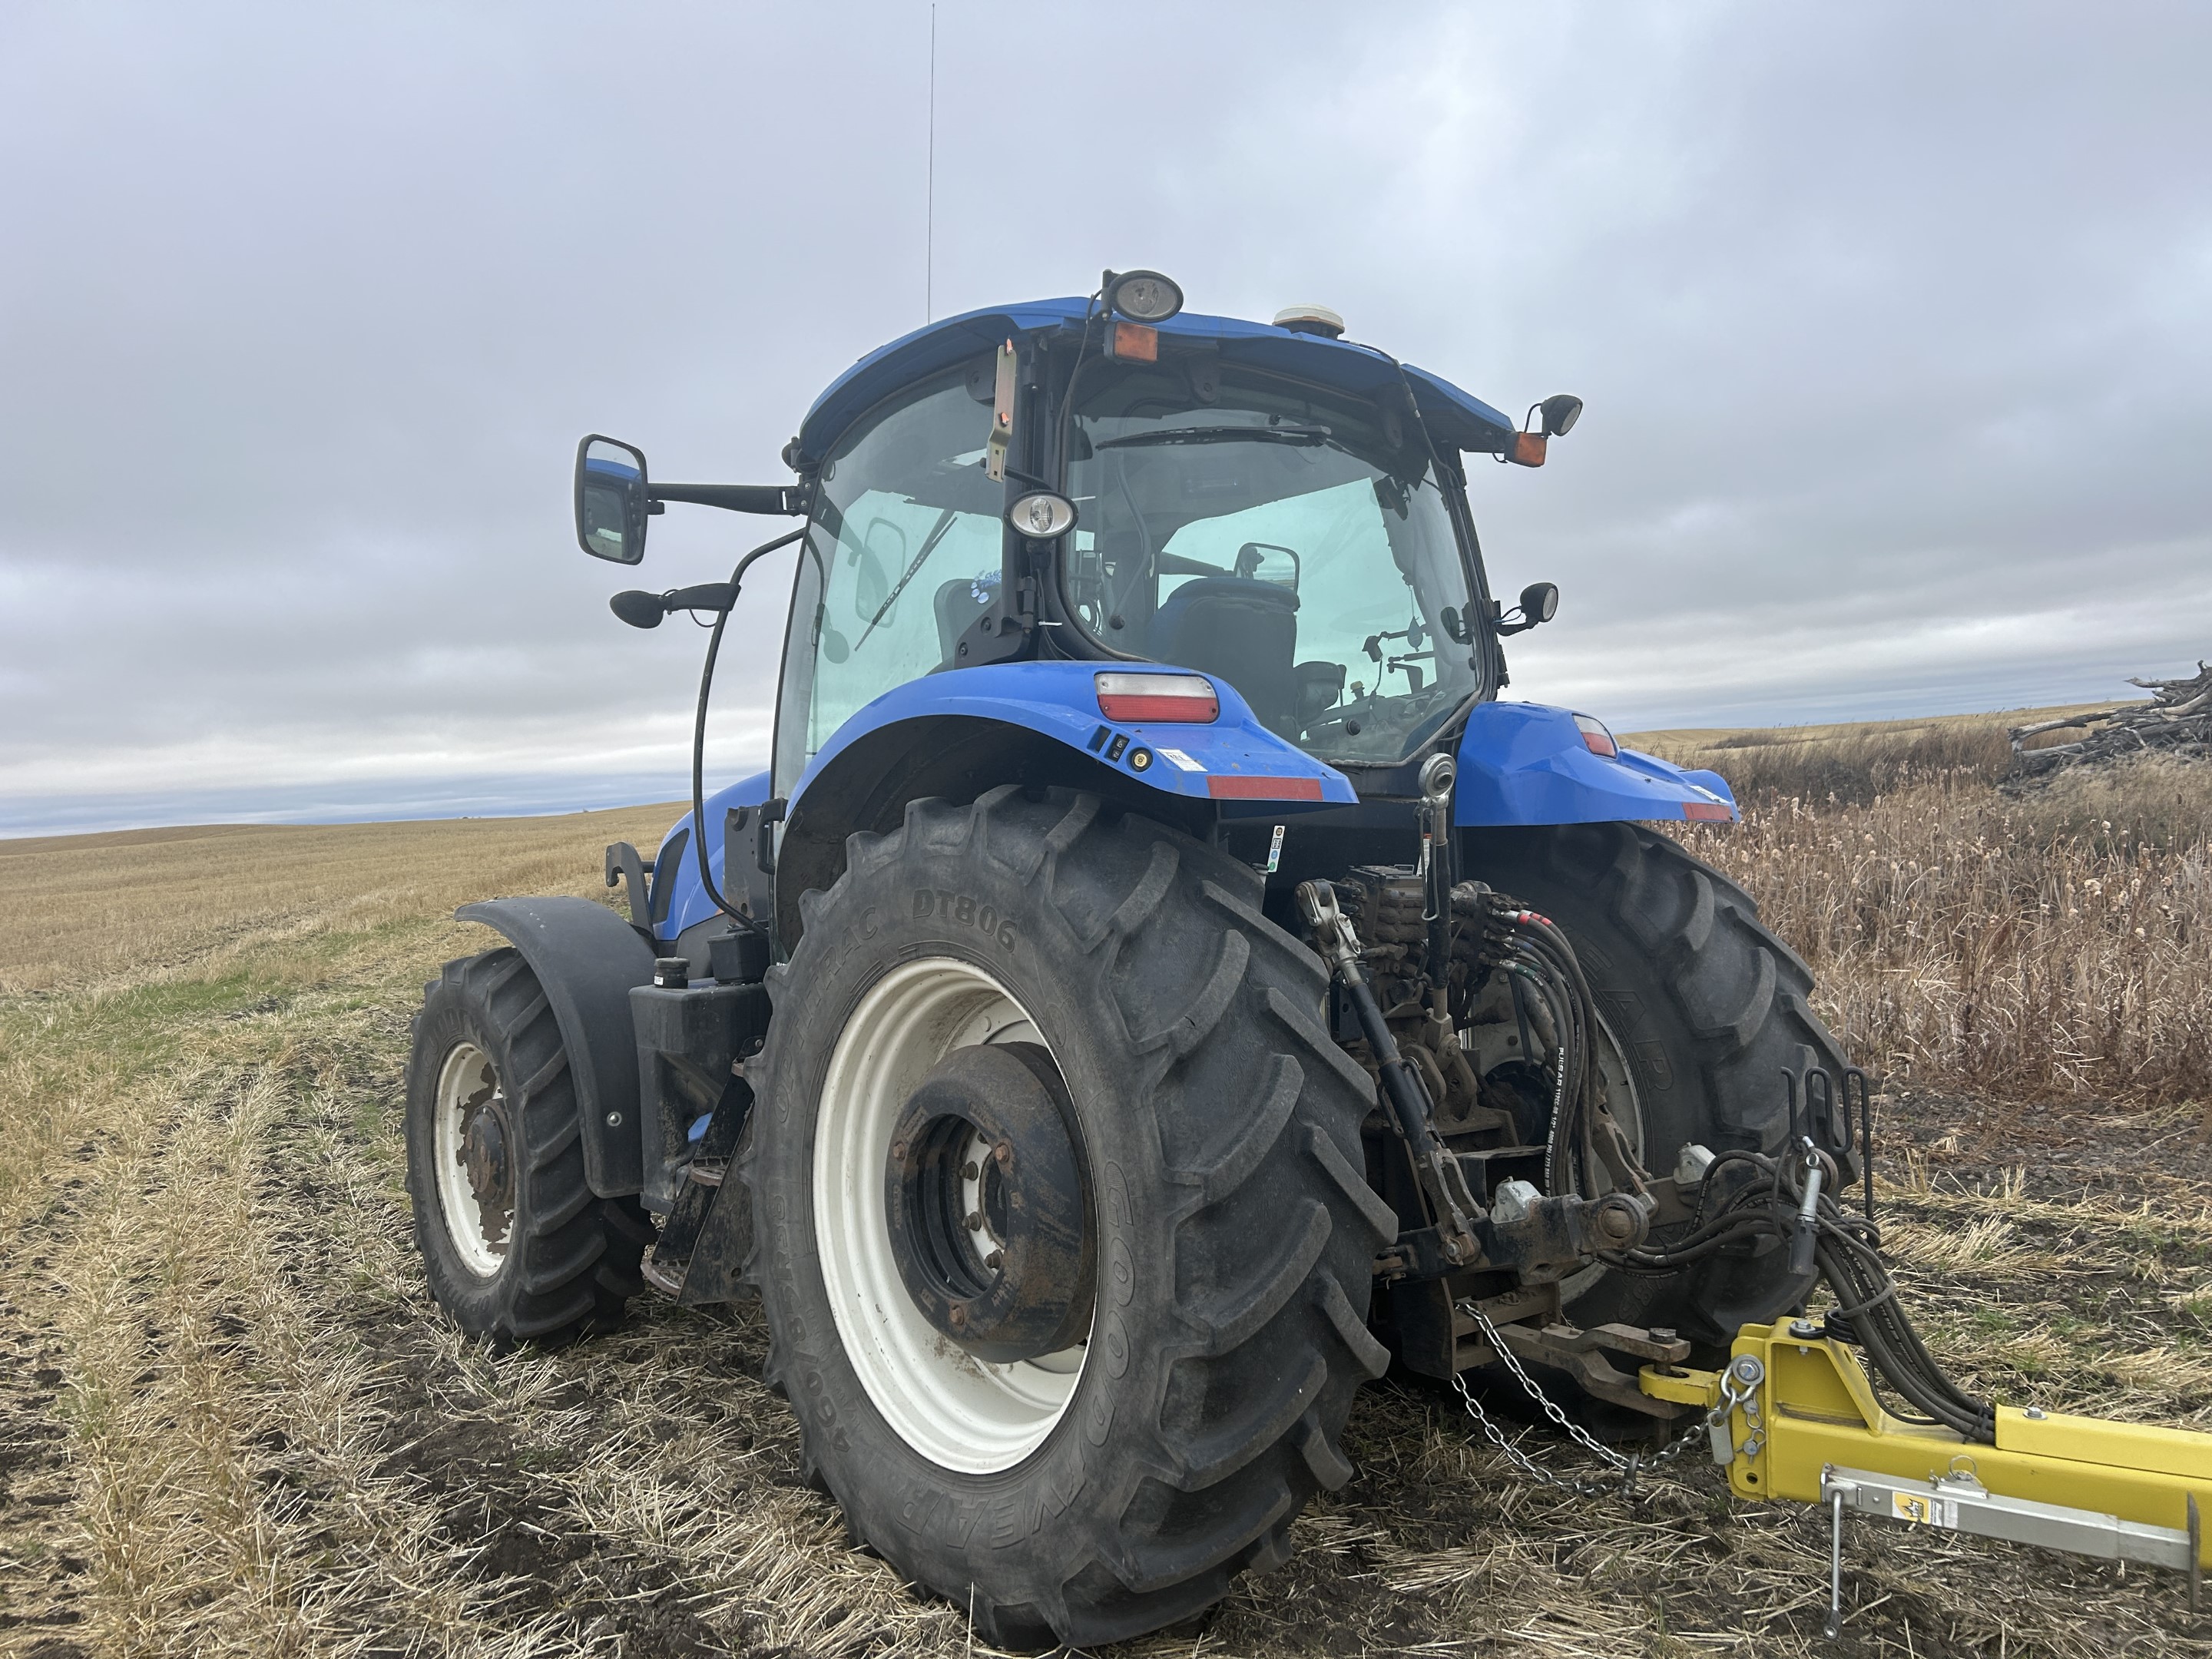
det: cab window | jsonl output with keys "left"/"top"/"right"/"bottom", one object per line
{"left": 773, "top": 373, "right": 1002, "bottom": 797}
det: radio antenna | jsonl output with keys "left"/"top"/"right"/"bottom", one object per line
{"left": 926, "top": 4, "right": 937, "bottom": 323}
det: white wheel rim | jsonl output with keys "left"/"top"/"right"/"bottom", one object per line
{"left": 814, "top": 957, "right": 1091, "bottom": 1473}
{"left": 434, "top": 1041, "right": 512, "bottom": 1277}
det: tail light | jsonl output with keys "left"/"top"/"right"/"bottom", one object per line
{"left": 1572, "top": 714, "right": 1618, "bottom": 758}
{"left": 1684, "top": 801, "right": 1736, "bottom": 823}
{"left": 1095, "top": 672, "right": 1218, "bottom": 724}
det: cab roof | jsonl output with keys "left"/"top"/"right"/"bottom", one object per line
{"left": 793, "top": 296, "right": 1518, "bottom": 469}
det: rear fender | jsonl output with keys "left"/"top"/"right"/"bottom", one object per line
{"left": 1454, "top": 702, "right": 1738, "bottom": 827}
{"left": 455, "top": 896, "right": 655, "bottom": 1197}
{"left": 774, "top": 661, "right": 1355, "bottom": 946}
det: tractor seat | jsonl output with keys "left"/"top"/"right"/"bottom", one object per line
{"left": 1147, "top": 577, "right": 1300, "bottom": 728}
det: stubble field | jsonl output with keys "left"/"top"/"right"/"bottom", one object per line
{"left": 3, "top": 713, "right": 2210, "bottom": 1659}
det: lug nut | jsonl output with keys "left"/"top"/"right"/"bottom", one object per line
{"left": 961, "top": 1161, "right": 980, "bottom": 1180}
{"left": 965, "top": 1211, "right": 984, "bottom": 1231}
{"left": 994, "top": 1143, "right": 1013, "bottom": 1171}
{"left": 949, "top": 1305, "right": 968, "bottom": 1328}
{"left": 891, "top": 1139, "right": 909, "bottom": 1161}
{"left": 984, "top": 1250, "right": 1004, "bottom": 1270}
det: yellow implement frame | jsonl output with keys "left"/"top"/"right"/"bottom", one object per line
{"left": 1643, "top": 1319, "right": 2212, "bottom": 1624}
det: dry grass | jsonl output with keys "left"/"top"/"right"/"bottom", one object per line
{"left": 1634, "top": 729, "right": 2212, "bottom": 1107}
{"left": 4, "top": 763, "right": 2211, "bottom": 1657}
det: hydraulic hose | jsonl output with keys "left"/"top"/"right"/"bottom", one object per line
{"left": 1602, "top": 1147, "right": 1995, "bottom": 1442}
{"left": 687, "top": 526, "right": 809, "bottom": 937}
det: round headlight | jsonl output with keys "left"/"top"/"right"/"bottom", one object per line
{"left": 1007, "top": 491, "right": 1078, "bottom": 539}
{"left": 1106, "top": 270, "right": 1183, "bottom": 323}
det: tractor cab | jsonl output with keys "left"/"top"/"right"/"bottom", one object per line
{"left": 582, "top": 276, "right": 1580, "bottom": 812}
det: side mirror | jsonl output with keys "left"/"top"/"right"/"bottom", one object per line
{"left": 576, "top": 435, "right": 650, "bottom": 564}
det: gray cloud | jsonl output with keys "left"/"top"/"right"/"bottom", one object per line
{"left": 3, "top": 2, "right": 2207, "bottom": 832}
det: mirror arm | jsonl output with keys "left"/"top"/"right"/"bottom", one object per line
{"left": 647, "top": 482, "right": 809, "bottom": 516}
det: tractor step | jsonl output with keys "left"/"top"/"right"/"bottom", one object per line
{"left": 642, "top": 1078, "right": 754, "bottom": 1301}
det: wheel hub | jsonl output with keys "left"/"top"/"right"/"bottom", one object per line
{"left": 462, "top": 1099, "right": 512, "bottom": 1206}
{"left": 884, "top": 1042, "right": 1094, "bottom": 1364}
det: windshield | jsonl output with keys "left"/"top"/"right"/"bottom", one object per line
{"left": 1061, "top": 362, "right": 1482, "bottom": 763}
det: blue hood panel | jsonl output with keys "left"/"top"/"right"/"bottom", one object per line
{"left": 1454, "top": 703, "right": 1738, "bottom": 827}
{"left": 651, "top": 768, "right": 771, "bottom": 945}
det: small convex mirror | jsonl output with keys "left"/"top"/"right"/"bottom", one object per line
{"left": 575, "top": 435, "right": 649, "bottom": 564}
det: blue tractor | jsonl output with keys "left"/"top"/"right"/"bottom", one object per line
{"left": 405, "top": 273, "right": 1849, "bottom": 1646}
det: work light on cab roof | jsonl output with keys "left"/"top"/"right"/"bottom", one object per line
{"left": 1103, "top": 268, "right": 1182, "bottom": 323}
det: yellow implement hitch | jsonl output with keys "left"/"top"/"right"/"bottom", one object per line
{"left": 1644, "top": 1319, "right": 2210, "bottom": 1636}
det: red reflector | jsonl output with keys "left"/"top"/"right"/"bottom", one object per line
{"left": 1207, "top": 776, "right": 1324, "bottom": 801}
{"left": 1098, "top": 694, "right": 1217, "bottom": 722}
{"left": 1683, "top": 801, "right": 1734, "bottom": 823}
{"left": 1094, "top": 672, "right": 1217, "bottom": 724}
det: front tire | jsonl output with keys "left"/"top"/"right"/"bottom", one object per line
{"left": 405, "top": 949, "right": 651, "bottom": 1346}
{"left": 747, "top": 786, "right": 1394, "bottom": 1648}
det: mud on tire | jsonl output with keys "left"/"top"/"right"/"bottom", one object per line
{"left": 405, "top": 948, "right": 651, "bottom": 1346}
{"left": 746, "top": 786, "right": 1394, "bottom": 1648}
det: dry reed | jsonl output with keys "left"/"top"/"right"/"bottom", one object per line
{"left": 1650, "top": 751, "right": 2212, "bottom": 1108}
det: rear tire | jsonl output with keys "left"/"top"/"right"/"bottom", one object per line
{"left": 1464, "top": 822, "right": 1850, "bottom": 1346}
{"left": 747, "top": 786, "right": 1392, "bottom": 1648}
{"left": 405, "top": 948, "right": 650, "bottom": 1346}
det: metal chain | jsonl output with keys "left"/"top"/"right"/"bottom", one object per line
{"left": 1451, "top": 1298, "right": 1752, "bottom": 1502}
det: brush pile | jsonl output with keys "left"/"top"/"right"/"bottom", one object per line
{"left": 2005, "top": 660, "right": 2212, "bottom": 784}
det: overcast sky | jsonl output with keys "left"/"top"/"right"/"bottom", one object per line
{"left": 4, "top": 2, "right": 2208, "bottom": 833}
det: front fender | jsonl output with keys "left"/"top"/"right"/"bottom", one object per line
{"left": 1454, "top": 702, "right": 1738, "bottom": 826}
{"left": 455, "top": 896, "right": 655, "bottom": 1197}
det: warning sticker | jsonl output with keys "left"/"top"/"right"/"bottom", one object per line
{"left": 1154, "top": 748, "right": 1205, "bottom": 773}
{"left": 1891, "top": 1492, "right": 1957, "bottom": 1528}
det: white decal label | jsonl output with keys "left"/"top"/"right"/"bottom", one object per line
{"left": 1155, "top": 747, "right": 1205, "bottom": 773}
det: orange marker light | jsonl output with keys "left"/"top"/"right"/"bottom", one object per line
{"left": 1508, "top": 431, "right": 1548, "bottom": 467}
{"left": 1109, "top": 322, "right": 1159, "bottom": 363}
